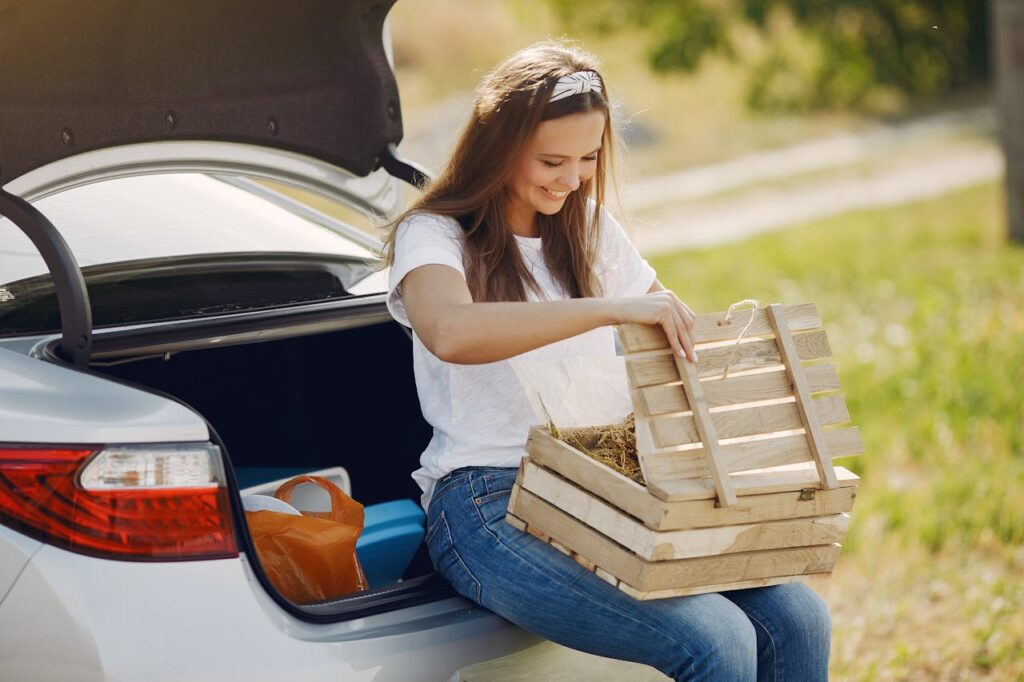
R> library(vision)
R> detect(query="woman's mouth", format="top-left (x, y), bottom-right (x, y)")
top-left (541, 187), bottom-right (570, 201)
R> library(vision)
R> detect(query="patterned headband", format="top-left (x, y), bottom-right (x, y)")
top-left (548, 70), bottom-right (603, 103)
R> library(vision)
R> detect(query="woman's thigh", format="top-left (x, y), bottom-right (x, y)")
top-left (426, 467), bottom-right (759, 680)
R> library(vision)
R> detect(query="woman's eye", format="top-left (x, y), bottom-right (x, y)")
top-left (541, 157), bottom-right (596, 168)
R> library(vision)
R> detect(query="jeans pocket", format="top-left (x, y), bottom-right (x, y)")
top-left (473, 488), bottom-right (514, 527)
top-left (425, 511), bottom-right (482, 604)
top-left (479, 468), bottom-right (519, 496)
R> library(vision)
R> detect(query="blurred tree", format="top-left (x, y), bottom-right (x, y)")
top-left (545, 0), bottom-right (990, 113)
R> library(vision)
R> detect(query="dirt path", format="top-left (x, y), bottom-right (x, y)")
top-left (623, 107), bottom-right (1001, 255)
top-left (630, 139), bottom-right (1001, 255)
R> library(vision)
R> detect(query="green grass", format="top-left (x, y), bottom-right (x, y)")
top-left (651, 183), bottom-right (1024, 679)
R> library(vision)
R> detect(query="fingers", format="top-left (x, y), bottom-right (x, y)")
top-left (641, 290), bottom-right (699, 363)
top-left (661, 316), bottom-right (686, 361)
top-left (671, 304), bottom-right (698, 363)
top-left (667, 291), bottom-right (696, 330)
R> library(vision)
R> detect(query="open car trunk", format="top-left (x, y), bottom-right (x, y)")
top-left (89, 318), bottom-right (448, 620)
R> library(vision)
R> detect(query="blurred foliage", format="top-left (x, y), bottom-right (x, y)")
top-left (545, 0), bottom-right (991, 112)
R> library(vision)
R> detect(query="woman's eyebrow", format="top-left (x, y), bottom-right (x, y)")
top-left (537, 147), bottom-right (601, 159)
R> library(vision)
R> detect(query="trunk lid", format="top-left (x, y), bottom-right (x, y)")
top-left (0, 0), bottom-right (402, 186)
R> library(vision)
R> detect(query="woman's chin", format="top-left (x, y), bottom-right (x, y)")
top-left (535, 198), bottom-right (568, 215)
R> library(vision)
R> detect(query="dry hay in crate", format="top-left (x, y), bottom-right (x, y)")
top-left (559, 414), bottom-right (643, 485)
top-left (507, 302), bottom-right (863, 599)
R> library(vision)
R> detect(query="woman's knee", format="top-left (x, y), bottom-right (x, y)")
top-left (774, 584), bottom-right (832, 647)
top-left (662, 600), bottom-right (758, 680)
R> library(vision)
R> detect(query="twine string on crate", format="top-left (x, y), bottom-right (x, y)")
top-left (716, 299), bottom-right (761, 381)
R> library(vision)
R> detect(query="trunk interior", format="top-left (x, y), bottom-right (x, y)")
top-left (91, 319), bottom-right (444, 616)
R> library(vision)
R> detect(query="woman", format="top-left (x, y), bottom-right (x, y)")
top-left (384, 41), bottom-right (831, 681)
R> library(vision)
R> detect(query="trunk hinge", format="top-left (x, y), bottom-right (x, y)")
top-left (0, 188), bottom-right (92, 367)
top-left (378, 143), bottom-right (431, 189)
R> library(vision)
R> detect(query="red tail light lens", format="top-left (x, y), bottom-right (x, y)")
top-left (0, 443), bottom-right (238, 561)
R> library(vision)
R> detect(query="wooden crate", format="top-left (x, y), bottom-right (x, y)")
top-left (506, 303), bottom-right (861, 599)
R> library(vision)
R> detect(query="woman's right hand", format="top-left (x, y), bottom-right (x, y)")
top-left (613, 291), bottom-right (698, 363)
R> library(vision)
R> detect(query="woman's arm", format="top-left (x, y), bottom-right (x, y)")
top-left (401, 264), bottom-right (697, 364)
top-left (647, 279), bottom-right (667, 294)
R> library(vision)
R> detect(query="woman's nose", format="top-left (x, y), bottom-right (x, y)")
top-left (558, 172), bottom-right (581, 191)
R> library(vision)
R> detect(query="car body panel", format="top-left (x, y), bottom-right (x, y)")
top-left (0, 346), bottom-right (207, 444)
top-left (0, 538), bottom-right (537, 682)
top-left (0, 525), bottom-right (40, 605)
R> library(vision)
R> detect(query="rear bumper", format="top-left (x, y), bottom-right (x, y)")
top-left (0, 537), bottom-right (537, 682)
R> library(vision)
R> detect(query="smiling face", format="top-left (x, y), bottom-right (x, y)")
top-left (505, 109), bottom-right (606, 237)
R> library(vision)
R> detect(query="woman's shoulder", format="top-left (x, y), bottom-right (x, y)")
top-left (397, 210), bottom-right (463, 236)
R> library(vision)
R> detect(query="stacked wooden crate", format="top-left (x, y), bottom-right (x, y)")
top-left (506, 303), bottom-right (862, 599)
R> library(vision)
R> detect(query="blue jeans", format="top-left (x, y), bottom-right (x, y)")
top-left (426, 466), bottom-right (831, 681)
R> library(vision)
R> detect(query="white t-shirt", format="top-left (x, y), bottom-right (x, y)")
top-left (386, 206), bottom-right (657, 510)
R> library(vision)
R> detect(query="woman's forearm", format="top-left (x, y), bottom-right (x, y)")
top-left (429, 298), bottom-right (622, 364)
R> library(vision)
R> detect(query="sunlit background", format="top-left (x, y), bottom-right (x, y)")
top-left (388, 2), bottom-right (1024, 680)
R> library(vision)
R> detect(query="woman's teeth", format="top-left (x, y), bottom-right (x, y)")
top-left (544, 187), bottom-right (569, 198)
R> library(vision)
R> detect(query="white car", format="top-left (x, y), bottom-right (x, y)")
top-left (0, 2), bottom-right (539, 680)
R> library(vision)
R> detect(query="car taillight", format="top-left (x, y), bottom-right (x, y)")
top-left (0, 443), bottom-right (238, 561)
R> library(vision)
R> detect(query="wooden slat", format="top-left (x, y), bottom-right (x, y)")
top-left (595, 566), bottom-right (619, 587)
top-left (573, 552), bottom-right (597, 572)
top-left (510, 487), bottom-right (842, 592)
top-left (505, 513), bottom-right (528, 533)
top-left (767, 304), bottom-right (839, 489)
top-left (640, 485), bottom-right (857, 531)
top-left (644, 427), bottom-right (863, 481)
top-left (628, 382), bottom-right (660, 485)
top-left (525, 426), bottom-right (663, 525)
top-left (511, 486), bottom-right (647, 585)
top-left (525, 427), bottom-right (859, 528)
top-left (649, 393), bottom-right (850, 449)
top-left (526, 524), bottom-right (551, 543)
top-left (617, 574), bottom-right (822, 600)
top-left (519, 463), bottom-right (850, 560)
top-left (672, 354), bottom-right (737, 506)
top-left (640, 543), bottom-right (841, 589)
top-left (618, 303), bottom-right (821, 352)
top-left (648, 461), bottom-right (859, 502)
top-left (625, 330), bottom-right (832, 388)
top-left (549, 539), bottom-right (572, 556)
top-left (639, 363), bottom-right (842, 416)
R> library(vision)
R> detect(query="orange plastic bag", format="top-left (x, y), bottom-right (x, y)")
top-left (245, 475), bottom-right (369, 604)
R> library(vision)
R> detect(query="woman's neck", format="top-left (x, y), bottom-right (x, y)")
top-left (506, 197), bottom-right (539, 238)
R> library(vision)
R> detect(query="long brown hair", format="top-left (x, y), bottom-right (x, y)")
top-left (383, 41), bottom-right (616, 302)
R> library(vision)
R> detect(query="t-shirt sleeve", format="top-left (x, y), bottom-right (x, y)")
top-left (596, 206), bottom-right (657, 298)
top-left (386, 213), bottom-right (466, 327)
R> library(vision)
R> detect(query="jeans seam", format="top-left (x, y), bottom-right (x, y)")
top-left (743, 608), bottom-right (780, 682)
top-left (425, 509), bottom-right (447, 545)
top-left (435, 511), bottom-right (482, 604)
top-left (479, 470), bottom-right (517, 495)
top-left (431, 474), bottom-right (470, 506)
